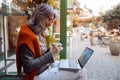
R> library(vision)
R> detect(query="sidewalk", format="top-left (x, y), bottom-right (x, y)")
top-left (68, 37), bottom-right (120, 80)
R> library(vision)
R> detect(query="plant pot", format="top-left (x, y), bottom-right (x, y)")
top-left (109, 42), bottom-right (120, 56)
top-left (89, 36), bottom-right (97, 46)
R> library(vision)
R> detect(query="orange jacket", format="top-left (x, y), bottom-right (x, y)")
top-left (16, 24), bottom-right (42, 80)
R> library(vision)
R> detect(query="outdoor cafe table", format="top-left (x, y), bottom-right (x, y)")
top-left (34, 61), bottom-right (88, 80)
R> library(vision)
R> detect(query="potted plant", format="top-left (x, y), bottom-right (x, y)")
top-left (108, 31), bottom-right (120, 56)
top-left (100, 4), bottom-right (120, 55)
top-left (109, 41), bottom-right (120, 56)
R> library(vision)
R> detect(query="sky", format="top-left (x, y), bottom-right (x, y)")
top-left (78, 0), bottom-right (120, 16)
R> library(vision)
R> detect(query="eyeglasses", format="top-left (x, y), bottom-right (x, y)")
top-left (48, 17), bottom-right (54, 22)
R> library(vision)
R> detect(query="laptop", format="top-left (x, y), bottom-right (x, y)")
top-left (59, 47), bottom-right (94, 70)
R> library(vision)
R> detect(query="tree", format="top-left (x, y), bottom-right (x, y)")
top-left (101, 4), bottom-right (120, 30)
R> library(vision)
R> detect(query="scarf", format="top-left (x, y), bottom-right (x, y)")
top-left (16, 24), bottom-right (43, 80)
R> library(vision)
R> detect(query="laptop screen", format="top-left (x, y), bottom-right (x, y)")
top-left (78, 47), bottom-right (94, 68)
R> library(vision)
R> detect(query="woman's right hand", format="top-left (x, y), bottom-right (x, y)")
top-left (50, 43), bottom-right (63, 54)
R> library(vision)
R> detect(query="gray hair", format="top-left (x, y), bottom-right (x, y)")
top-left (26, 4), bottom-right (58, 35)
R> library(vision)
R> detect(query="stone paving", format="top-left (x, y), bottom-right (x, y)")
top-left (67, 37), bottom-right (120, 80)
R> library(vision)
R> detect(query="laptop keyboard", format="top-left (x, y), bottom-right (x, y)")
top-left (68, 60), bottom-right (78, 68)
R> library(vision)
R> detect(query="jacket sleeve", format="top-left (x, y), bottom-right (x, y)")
top-left (19, 44), bottom-right (54, 74)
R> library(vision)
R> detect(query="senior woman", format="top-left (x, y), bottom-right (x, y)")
top-left (16, 4), bottom-right (87, 80)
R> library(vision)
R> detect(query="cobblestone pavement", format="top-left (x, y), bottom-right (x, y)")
top-left (67, 38), bottom-right (120, 80)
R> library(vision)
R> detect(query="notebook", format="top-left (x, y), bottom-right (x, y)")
top-left (59, 47), bottom-right (94, 70)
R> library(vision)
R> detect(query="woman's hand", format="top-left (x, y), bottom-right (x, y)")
top-left (50, 43), bottom-right (63, 54)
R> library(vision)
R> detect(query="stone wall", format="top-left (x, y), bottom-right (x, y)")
top-left (8, 16), bottom-right (27, 50)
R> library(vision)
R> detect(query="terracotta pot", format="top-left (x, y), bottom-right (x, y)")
top-left (90, 36), bottom-right (97, 46)
top-left (109, 42), bottom-right (120, 56)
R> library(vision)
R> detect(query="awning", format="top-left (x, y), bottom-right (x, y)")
top-left (1, 2), bottom-right (25, 16)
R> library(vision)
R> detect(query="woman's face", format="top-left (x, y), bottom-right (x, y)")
top-left (41, 15), bottom-right (54, 31)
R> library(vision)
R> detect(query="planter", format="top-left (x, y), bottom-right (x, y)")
top-left (109, 42), bottom-right (120, 56)
top-left (89, 36), bottom-right (97, 46)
